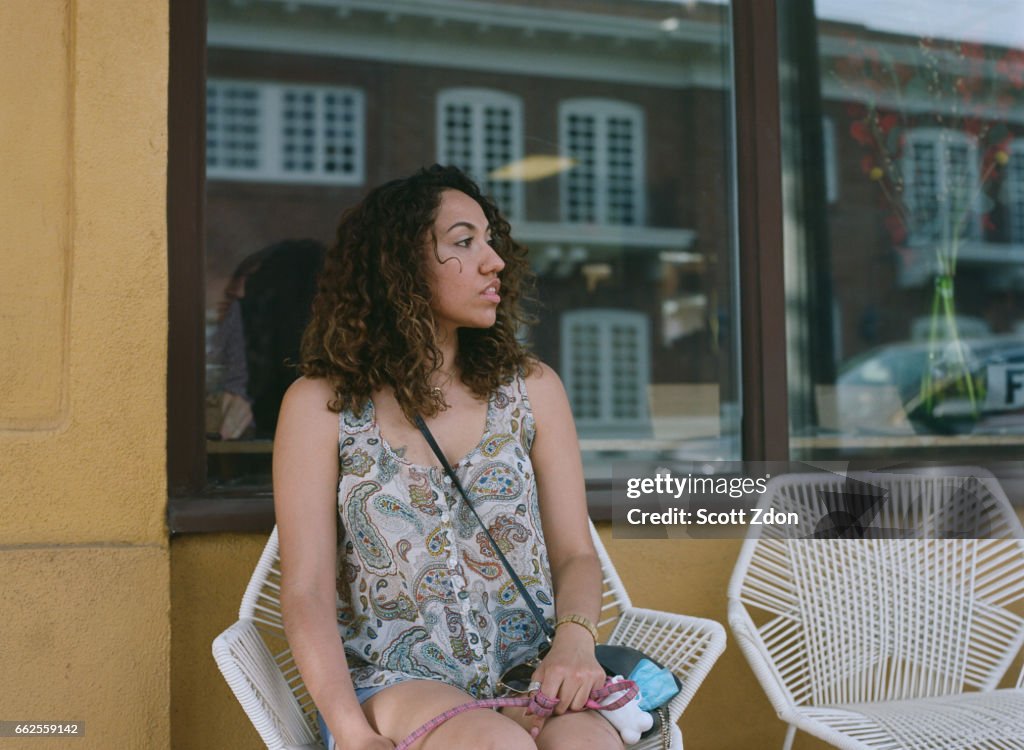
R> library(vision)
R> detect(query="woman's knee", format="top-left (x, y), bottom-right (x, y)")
top-left (479, 723), bottom-right (536, 750)
top-left (362, 680), bottom-right (534, 750)
top-left (425, 713), bottom-right (535, 750)
top-left (535, 712), bottom-right (623, 750)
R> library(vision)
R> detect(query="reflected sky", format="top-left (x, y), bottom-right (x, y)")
top-left (816, 0), bottom-right (1023, 48)
top-left (679, 0), bottom-right (1024, 47)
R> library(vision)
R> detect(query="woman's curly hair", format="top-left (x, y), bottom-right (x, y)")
top-left (300, 164), bottom-right (536, 421)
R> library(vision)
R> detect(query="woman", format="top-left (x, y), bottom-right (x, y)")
top-left (274, 165), bottom-right (622, 750)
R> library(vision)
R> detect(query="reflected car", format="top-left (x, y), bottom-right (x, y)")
top-left (833, 335), bottom-right (1024, 435)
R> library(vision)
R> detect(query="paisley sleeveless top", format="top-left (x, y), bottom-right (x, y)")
top-left (335, 375), bottom-right (555, 698)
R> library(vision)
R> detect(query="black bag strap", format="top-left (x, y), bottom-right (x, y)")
top-left (414, 415), bottom-right (556, 640)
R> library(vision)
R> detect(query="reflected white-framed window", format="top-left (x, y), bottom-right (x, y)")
top-left (207, 79), bottom-right (365, 185)
top-left (559, 99), bottom-right (645, 226)
top-left (903, 128), bottom-right (980, 245)
top-left (437, 88), bottom-right (524, 221)
top-left (561, 309), bottom-right (650, 435)
top-left (1008, 141), bottom-right (1024, 244)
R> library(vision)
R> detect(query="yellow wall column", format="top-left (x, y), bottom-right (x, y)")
top-left (0, 0), bottom-right (170, 746)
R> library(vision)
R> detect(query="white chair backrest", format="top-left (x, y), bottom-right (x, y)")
top-left (240, 525), bottom-right (283, 625)
top-left (728, 470), bottom-right (1024, 707)
top-left (589, 521), bottom-right (632, 628)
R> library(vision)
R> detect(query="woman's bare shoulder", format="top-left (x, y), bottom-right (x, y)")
top-left (279, 376), bottom-right (338, 425)
top-left (522, 360), bottom-right (568, 406)
top-left (285, 375), bottom-right (335, 401)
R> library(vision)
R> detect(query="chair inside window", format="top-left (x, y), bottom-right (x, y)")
top-left (214, 520), bottom-right (726, 749)
top-left (728, 469), bottom-right (1024, 750)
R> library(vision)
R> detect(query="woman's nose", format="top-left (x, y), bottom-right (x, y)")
top-left (482, 243), bottom-right (505, 273)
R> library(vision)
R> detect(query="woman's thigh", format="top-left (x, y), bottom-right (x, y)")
top-left (361, 680), bottom-right (535, 750)
top-left (501, 706), bottom-right (624, 750)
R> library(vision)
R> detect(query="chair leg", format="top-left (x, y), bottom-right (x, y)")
top-left (782, 724), bottom-right (796, 750)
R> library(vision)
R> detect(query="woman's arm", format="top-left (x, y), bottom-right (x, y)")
top-left (274, 378), bottom-right (394, 750)
top-left (524, 363), bottom-right (606, 721)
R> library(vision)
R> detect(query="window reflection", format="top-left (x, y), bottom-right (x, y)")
top-left (206, 239), bottom-right (324, 441)
top-left (560, 99), bottom-right (645, 225)
top-left (783, 0), bottom-right (1024, 455)
top-left (438, 88), bottom-right (524, 220)
top-left (204, 0), bottom-right (739, 485)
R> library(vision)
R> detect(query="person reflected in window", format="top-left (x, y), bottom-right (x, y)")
top-left (208, 239), bottom-right (325, 439)
top-left (274, 166), bottom-right (616, 750)
top-left (208, 247), bottom-right (268, 440)
top-left (241, 238), bottom-right (325, 437)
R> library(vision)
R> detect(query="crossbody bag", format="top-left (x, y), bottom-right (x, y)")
top-left (414, 416), bottom-right (681, 747)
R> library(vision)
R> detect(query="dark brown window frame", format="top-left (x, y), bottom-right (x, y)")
top-left (166, 0), bottom-right (788, 534)
top-left (168, 0), bottom-right (206, 502)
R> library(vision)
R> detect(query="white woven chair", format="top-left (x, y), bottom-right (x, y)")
top-left (214, 520), bottom-right (726, 749)
top-left (728, 469), bottom-right (1024, 750)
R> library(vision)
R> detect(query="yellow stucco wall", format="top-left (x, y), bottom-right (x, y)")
top-left (171, 534), bottom-right (268, 749)
top-left (0, 0), bottom-right (170, 746)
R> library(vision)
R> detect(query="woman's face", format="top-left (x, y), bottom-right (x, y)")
top-left (426, 189), bottom-right (506, 336)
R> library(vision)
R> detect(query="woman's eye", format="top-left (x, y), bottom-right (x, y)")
top-left (485, 237), bottom-right (495, 247)
top-left (456, 237), bottom-right (473, 248)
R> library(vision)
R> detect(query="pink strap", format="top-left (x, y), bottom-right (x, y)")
top-left (393, 678), bottom-right (638, 750)
top-left (395, 696), bottom-right (531, 750)
top-left (582, 678), bottom-right (637, 711)
top-left (528, 690), bottom-right (561, 718)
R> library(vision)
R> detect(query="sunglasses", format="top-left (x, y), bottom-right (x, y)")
top-left (497, 642), bottom-right (551, 695)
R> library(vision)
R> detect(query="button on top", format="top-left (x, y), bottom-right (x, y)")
top-left (447, 557), bottom-right (458, 568)
top-left (443, 476), bottom-right (453, 485)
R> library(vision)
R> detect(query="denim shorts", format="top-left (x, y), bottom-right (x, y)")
top-left (316, 685), bottom-right (390, 750)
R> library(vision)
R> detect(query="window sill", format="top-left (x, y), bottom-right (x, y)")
top-left (169, 481), bottom-right (616, 535)
top-left (168, 492), bottom-right (275, 534)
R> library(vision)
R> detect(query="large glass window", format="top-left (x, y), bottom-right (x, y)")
top-left (200, 0), bottom-right (741, 489)
top-left (780, 0), bottom-right (1024, 458)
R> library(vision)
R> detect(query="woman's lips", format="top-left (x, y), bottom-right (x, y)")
top-left (481, 280), bottom-right (501, 303)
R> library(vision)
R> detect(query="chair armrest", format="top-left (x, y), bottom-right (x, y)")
top-left (727, 601), bottom-right (799, 719)
top-left (213, 619), bottom-right (321, 750)
top-left (606, 606), bottom-right (726, 725)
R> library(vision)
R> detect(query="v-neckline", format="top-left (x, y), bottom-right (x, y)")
top-left (367, 392), bottom-right (496, 471)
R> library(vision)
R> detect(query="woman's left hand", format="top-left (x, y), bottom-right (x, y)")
top-left (525, 625), bottom-right (606, 736)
